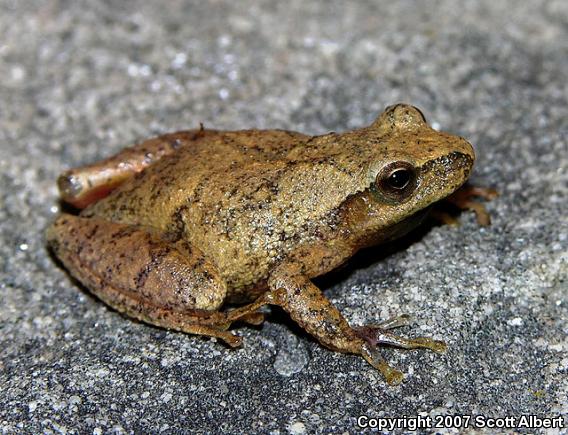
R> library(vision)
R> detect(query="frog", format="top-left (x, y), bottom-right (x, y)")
top-left (47, 104), bottom-right (495, 385)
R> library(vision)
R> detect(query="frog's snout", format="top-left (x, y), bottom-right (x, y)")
top-left (415, 147), bottom-right (474, 206)
top-left (454, 136), bottom-right (476, 165)
top-left (455, 136), bottom-right (476, 182)
top-left (426, 133), bottom-right (475, 183)
top-left (445, 150), bottom-right (474, 181)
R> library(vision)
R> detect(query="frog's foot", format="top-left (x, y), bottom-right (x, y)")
top-left (353, 316), bottom-right (446, 385)
top-left (360, 344), bottom-right (404, 385)
top-left (442, 184), bottom-right (498, 226)
top-left (353, 319), bottom-right (447, 353)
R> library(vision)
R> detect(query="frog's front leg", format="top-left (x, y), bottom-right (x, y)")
top-left (435, 184), bottom-right (498, 226)
top-left (261, 263), bottom-right (446, 385)
top-left (46, 214), bottom-right (261, 346)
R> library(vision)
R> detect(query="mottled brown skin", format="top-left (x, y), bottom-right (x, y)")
top-left (47, 104), bottom-right (482, 384)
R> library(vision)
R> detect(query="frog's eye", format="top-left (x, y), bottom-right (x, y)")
top-left (375, 161), bottom-right (417, 201)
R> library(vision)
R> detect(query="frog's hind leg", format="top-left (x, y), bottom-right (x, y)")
top-left (58, 128), bottom-right (219, 209)
top-left (46, 213), bottom-right (258, 347)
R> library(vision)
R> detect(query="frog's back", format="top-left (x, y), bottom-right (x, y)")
top-left (82, 129), bottom-right (308, 226)
top-left (82, 128), bottom-right (369, 296)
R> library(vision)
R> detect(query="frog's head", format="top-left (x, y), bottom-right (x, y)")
top-left (341, 104), bottom-right (475, 246)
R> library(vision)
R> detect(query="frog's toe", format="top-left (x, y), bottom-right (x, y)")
top-left (354, 324), bottom-right (447, 353)
top-left (360, 344), bottom-right (404, 386)
top-left (462, 201), bottom-right (492, 226)
top-left (216, 331), bottom-right (243, 348)
top-left (237, 311), bottom-right (265, 326)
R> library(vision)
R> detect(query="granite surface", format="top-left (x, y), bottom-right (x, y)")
top-left (1, 0), bottom-right (566, 433)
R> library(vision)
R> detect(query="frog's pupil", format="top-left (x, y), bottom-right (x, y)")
top-left (388, 169), bottom-right (410, 189)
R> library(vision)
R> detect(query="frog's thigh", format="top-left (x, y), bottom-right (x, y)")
top-left (58, 129), bottom-right (219, 209)
top-left (47, 213), bottom-right (245, 346)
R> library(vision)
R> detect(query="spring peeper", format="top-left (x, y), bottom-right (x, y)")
top-left (47, 104), bottom-right (493, 384)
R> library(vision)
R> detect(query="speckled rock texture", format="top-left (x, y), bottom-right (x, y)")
top-left (1, 1), bottom-right (566, 433)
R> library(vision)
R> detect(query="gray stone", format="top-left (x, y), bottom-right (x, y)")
top-left (1, 0), bottom-right (566, 433)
